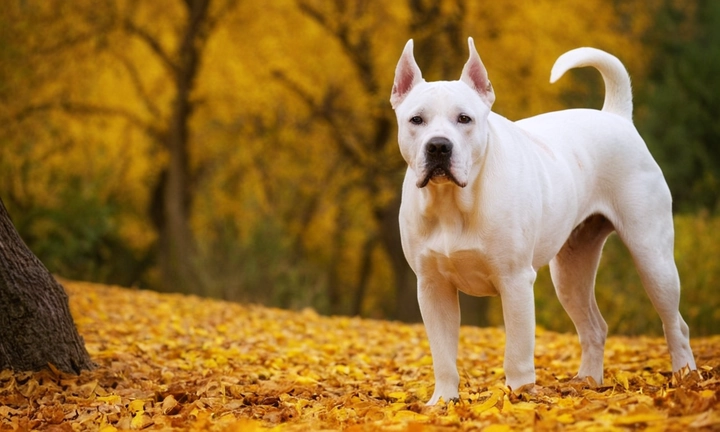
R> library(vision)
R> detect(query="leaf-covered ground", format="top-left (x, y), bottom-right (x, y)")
top-left (1, 281), bottom-right (718, 431)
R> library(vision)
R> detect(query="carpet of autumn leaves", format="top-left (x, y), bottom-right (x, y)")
top-left (1, 281), bottom-right (719, 431)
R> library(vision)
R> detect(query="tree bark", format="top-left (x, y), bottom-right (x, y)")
top-left (0, 198), bottom-right (94, 374)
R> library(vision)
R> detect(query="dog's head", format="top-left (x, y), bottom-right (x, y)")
top-left (390, 38), bottom-right (495, 189)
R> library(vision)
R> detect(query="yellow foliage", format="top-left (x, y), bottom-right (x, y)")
top-left (2, 281), bottom-right (718, 430)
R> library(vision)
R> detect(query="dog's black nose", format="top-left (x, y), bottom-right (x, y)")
top-left (425, 137), bottom-right (453, 159)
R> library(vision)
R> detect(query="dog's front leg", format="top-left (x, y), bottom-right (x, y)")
top-left (498, 271), bottom-right (537, 391)
top-left (418, 276), bottom-right (460, 405)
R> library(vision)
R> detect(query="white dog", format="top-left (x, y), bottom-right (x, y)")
top-left (390, 38), bottom-right (697, 405)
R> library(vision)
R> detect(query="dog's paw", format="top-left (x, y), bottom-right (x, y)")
top-left (425, 395), bottom-right (460, 406)
top-left (567, 375), bottom-right (599, 388)
top-left (510, 383), bottom-right (555, 397)
top-left (511, 382), bottom-right (538, 395)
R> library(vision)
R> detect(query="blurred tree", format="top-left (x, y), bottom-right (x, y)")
top-left (282, 0), bottom-right (479, 322)
top-left (0, 1), bottom-right (155, 288)
top-left (636, 0), bottom-right (720, 213)
top-left (275, 0), bottom-right (414, 319)
top-left (0, 198), bottom-right (94, 374)
top-left (304, 0), bottom-right (426, 321)
top-left (1, 0), bottom-right (239, 293)
top-left (115, 0), bottom-right (243, 293)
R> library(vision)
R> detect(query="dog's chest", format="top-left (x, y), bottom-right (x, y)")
top-left (419, 249), bottom-right (498, 297)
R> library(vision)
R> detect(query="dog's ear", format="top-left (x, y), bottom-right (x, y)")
top-left (391, 39), bottom-right (423, 110)
top-left (460, 37), bottom-right (495, 107)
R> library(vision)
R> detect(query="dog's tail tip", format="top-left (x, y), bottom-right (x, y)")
top-left (549, 47), bottom-right (602, 83)
top-left (550, 47), bottom-right (633, 121)
top-left (549, 58), bottom-right (571, 84)
top-left (549, 47), bottom-right (593, 83)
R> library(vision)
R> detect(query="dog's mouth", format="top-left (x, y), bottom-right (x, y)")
top-left (416, 165), bottom-right (466, 188)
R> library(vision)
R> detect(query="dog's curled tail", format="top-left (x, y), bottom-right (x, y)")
top-left (550, 47), bottom-right (633, 121)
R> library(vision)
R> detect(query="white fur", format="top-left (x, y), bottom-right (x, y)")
top-left (391, 38), bottom-right (696, 405)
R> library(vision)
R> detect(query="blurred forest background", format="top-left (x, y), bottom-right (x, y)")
top-left (1, 0), bottom-right (718, 336)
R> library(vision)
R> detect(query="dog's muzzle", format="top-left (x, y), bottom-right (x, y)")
top-left (417, 137), bottom-right (464, 188)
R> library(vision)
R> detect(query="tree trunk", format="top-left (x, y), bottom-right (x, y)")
top-left (379, 194), bottom-right (422, 322)
top-left (351, 234), bottom-right (378, 316)
top-left (0, 198), bottom-right (94, 374)
top-left (153, 0), bottom-right (211, 294)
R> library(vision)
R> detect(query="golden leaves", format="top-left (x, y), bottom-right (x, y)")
top-left (0, 280), bottom-right (718, 431)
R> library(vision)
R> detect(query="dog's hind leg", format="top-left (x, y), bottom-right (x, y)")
top-left (549, 214), bottom-right (615, 384)
top-left (615, 213), bottom-right (697, 372)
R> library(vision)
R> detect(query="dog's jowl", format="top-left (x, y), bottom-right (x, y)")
top-left (390, 38), bottom-right (697, 405)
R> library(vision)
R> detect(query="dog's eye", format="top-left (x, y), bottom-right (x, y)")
top-left (409, 116), bottom-right (424, 125)
top-left (458, 114), bottom-right (472, 124)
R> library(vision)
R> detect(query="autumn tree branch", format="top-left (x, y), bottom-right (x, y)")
top-left (123, 19), bottom-right (179, 78)
top-left (12, 102), bottom-right (164, 144)
top-left (296, 0), bottom-right (379, 95)
top-left (111, 51), bottom-right (163, 120)
top-left (295, 0), bottom-right (398, 169)
top-left (271, 70), bottom-right (369, 168)
top-left (204, 0), bottom-right (240, 35)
